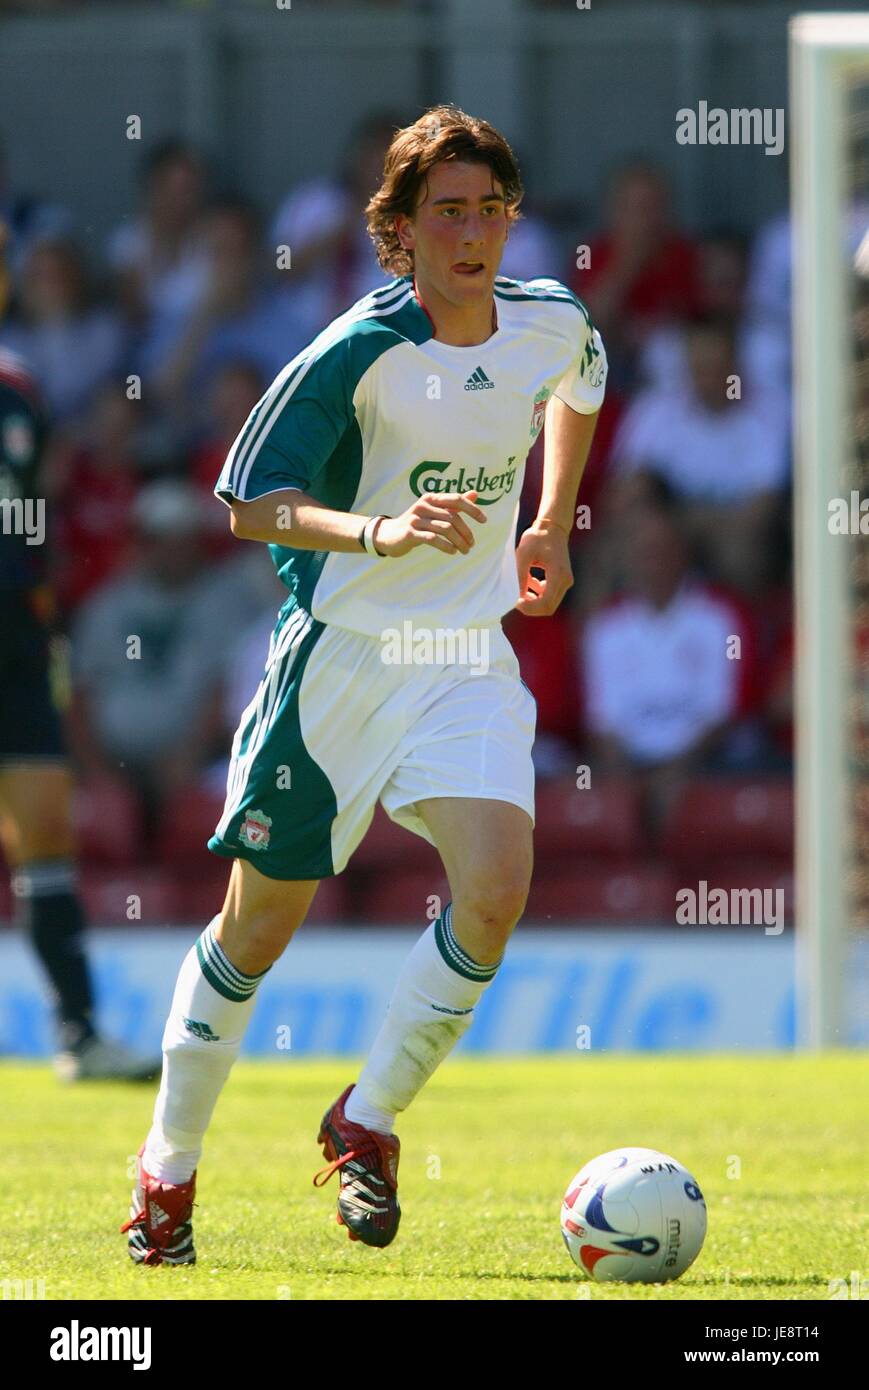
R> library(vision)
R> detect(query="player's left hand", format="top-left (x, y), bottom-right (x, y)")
top-left (514, 518), bottom-right (573, 616)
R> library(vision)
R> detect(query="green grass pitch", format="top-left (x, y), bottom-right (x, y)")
top-left (0, 1054), bottom-right (865, 1301)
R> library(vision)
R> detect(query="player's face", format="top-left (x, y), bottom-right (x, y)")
top-left (398, 160), bottom-right (508, 308)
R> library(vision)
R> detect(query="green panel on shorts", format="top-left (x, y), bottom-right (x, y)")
top-left (207, 611), bottom-right (340, 879)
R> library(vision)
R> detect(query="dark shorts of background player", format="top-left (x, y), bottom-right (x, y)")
top-left (0, 593), bottom-right (66, 763)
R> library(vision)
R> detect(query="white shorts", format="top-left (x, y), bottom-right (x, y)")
top-left (208, 607), bottom-right (536, 879)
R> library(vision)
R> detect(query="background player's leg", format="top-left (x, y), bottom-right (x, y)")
top-left (0, 763), bottom-right (96, 1052)
top-left (344, 797), bottom-right (532, 1133)
top-left (143, 858), bottom-right (319, 1182)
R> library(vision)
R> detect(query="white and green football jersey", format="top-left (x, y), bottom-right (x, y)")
top-left (215, 273), bottom-right (607, 636)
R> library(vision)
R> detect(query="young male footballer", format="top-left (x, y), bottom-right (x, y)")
top-left (123, 105), bottom-right (606, 1264)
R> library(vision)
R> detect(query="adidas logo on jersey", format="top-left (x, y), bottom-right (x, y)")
top-left (464, 366), bottom-right (494, 391)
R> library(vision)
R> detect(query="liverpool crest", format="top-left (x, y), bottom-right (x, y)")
top-left (239, 808), bottom-right (272, 850)
top-left (530, 386), bottom-right (550, 441)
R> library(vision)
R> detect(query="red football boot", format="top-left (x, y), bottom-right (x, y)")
top-left (121, 1145), bottom-right (197, 1266)
top-left (313, 1084), bottom-right (401, 1248)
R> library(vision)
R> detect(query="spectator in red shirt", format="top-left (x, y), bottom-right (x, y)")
top-left (570, 158), bottom-right (702, 385)
top-left (187, 358), bottom-right (266, 558)
top-left (50, 381), bottom-right (142, 614)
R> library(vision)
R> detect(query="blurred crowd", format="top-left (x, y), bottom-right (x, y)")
top-left (0, 117), bottom-right (796, 851)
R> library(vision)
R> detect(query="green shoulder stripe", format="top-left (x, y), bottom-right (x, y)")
top-left (494, 276), bottom-right (594, 331)
top-left (220, 281), bottom-right (431, 501)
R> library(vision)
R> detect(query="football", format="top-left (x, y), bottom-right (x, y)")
top-left (560, 1147), bottom-right (707, 1283)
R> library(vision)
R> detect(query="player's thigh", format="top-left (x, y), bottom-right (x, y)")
top-left (215, 855), bottom-right (320, 973)
top-left (0, 762), bottom-right (75, 863)
top-left (414, 795), bottom-right (534, 924)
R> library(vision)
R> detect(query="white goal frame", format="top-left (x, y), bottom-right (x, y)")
top-left (791, 13), bottom-right (869, 1048)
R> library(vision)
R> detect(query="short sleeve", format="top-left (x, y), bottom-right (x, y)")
top-left (214, 336), bottom-right (356, 505)
top-left (554, 314), bottom-right (608, 415)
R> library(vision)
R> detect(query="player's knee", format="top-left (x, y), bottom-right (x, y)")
top-left (453, 864), bottom-right (531, 933)
top-left (216, 861), bottom-right (318, 973)
top-left (216, 902), bottom-right (298, 974)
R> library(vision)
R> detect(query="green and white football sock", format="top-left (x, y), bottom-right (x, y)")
top-left (345, 902), bottom-right (501, 1135)
top-left (143, 919), bottom-right (268, 1184)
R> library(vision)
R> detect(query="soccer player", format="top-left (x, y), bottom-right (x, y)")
top-left (0, 344), bottom-right (160, 1081)
top-left (122, 105), bottom-right (606, 1264)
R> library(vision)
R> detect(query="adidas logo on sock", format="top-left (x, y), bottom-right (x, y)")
top-left (464, 366), bottom-right (494, 391)
top-left (184, 1018), bottom-right (220, 1042)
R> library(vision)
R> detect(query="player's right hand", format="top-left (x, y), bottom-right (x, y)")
top-left (375, 491), bottom-right (487, 557)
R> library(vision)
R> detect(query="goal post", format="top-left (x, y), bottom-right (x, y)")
top-left (791, 13), bottom-right (869, 1048)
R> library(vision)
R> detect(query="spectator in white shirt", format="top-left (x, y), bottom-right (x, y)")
top-left (638, 230), bottom-right (790, 396)
top-left (0, 237), bottom-right (126, 434)
top-left (579, 497), bottom-right (756, 829)
top-left (149, 198), bottom-right (310, 435)
top-left (612, 316), bottom-right (790, 593)
top-left (270, 111), bottom-right (403, 333)
top-left (106, 140), bottom-right (211, 371)
top-left (747, 198), bottom-right (869, 335)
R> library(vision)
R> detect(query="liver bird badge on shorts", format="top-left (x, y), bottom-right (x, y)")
top-left (239, 809), bottom-right (272, 850)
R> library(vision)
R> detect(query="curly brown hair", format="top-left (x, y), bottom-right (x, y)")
top-left (365, 105), bottom-right (524, 277)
